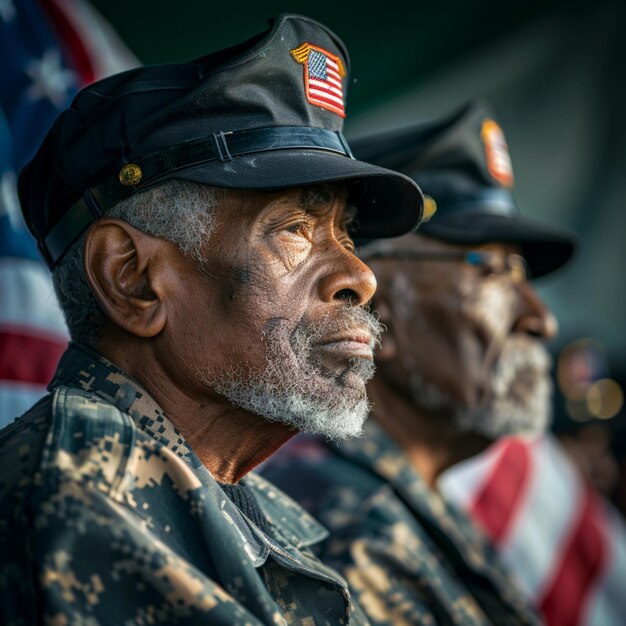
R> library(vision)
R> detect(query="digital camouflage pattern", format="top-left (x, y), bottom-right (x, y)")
top-left (262, 420), bottom-right (543, 626)
top-left (0, 343), bottom-right (369, 626)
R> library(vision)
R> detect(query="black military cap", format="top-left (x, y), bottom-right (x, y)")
top-left (18, 13), bottom-right (423, 269)
top-left (351, 99), bottom-right (576, 277)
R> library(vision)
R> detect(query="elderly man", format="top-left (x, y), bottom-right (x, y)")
top-left (262, 99), bottom-right (575, 625)
top-left (0, 13), bottom-right (423, 625)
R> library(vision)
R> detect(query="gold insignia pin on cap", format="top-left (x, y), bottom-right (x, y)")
top-left (422, 195), bottom-right (437, 222)
top-left (118, 163), bottom-right (142, 186)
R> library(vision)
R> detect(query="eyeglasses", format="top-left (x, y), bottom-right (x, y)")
top-left (365, 249), bottom-right (529, 283)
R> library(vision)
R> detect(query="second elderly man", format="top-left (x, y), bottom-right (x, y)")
top-left (263, 100), bottom-right (575, 626)
top-left (0, 14), bottom-right (424, 625)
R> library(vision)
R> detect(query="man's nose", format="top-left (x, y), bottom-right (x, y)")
top-left (512, 280), bottom-right (558, 340)
top-left (317, 242), bottom-right (377, 306)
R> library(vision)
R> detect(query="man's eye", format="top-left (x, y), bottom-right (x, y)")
top-left (339, 235), bottom-right (356, 253)
top-left (467, 251), bottom-right (499, 276)
top-left (284, 219), bottom-right (313, 238)
top-left (477, 262), bottom-right (497, 276)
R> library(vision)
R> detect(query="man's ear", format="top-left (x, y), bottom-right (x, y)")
top-left (84, 218), bottom-right (167, 338)
top-left (372, 293), bottom-right (397, 362)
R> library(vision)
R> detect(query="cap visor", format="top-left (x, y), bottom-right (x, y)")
top-left (170, 149), bottom-right (424, 239)
top-left (420, 213), bottom-right (576, 277)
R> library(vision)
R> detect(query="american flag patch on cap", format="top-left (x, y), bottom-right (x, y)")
top-left (481, 119), bottom-right (514, 188)
top-left (291, 43), bottom-right (346, 117)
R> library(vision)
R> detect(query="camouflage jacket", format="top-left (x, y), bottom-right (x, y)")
top-left (0, 343), bottom-right (368, 626)
top-left (261, 420), bottom-right (543, 626)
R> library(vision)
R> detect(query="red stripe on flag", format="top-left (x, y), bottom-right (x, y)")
top-left (309, 88), bottom-right (344, 105)
top-left (38, 0), bottom-right (95, 85)
top-left (0, 328), bottom-right (66, 386)
top-left (309, 79), bottom-right (342, 97)
top-left (469, 438), bottom-right (532, 545)
top-left (538, 486), bottom-right (607, 626)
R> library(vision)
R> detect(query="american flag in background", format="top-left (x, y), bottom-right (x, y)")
top-left (291, 42), bottom-right (346, 117)
top-left (0, 0), bottom-right (137, 428)
top-left (439, 433), bottom-right (626, 626)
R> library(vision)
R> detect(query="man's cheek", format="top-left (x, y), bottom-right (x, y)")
top-left (222, 260), bottom-right (283, 310)
top-left (390, 272), bottom-right (417, 322)
top-left (267, 236), bottom-right (312, 274)
top-left (462, 282), bottom-right (514, 342)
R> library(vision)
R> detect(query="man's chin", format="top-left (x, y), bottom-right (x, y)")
top-left (454, 368), bottom-right (552, 439)
top-left (339, 370), bottom-right (369, 393)
top-left (257, 389), bottom-right (370, 440)
top-left (456, 338), bottom-right (553, 439)
top-left (200, 368), bottom-right (371, 441)
top-left (310, 350), bottom-right (376, 388)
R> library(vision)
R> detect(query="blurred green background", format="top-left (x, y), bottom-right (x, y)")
top-left (87, 0), bottom-right (579, 113)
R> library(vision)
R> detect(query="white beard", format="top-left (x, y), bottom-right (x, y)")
top-left (455, 335), bottom-right (553, 439)
top-left (195, 307), bottom-right (382, 439)
top-left (407, 335), bottom-right (553, 439)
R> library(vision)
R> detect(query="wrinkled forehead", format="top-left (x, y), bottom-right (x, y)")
top-left (219, 181), bottom-right (353, 223)
top-left (291, 181), bottom-right (351, 214)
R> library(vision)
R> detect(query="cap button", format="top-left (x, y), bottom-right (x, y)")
top-left (422, 195), bottom-right (437, 222)
top-left (119, 163), bottom-right (142, 186)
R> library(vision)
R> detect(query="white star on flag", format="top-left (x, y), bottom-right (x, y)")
top-left (26, 48), bottom-right (76, 108)
top-left (0, 171), bottom-right (21, 229)
top-left (0, 0), bottom-right (138, 427)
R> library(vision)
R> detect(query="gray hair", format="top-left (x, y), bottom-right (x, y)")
top-left (52, 180), bottom-right (221, 344)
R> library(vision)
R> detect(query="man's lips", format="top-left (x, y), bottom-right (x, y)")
top-left (315, 330), bottom-right (375, 359)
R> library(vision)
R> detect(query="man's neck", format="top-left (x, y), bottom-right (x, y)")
top-left (95, 339), bottom-right (296, 484)
top-left (367, 377), bottom-right (491, 487)
top-left (174, 403), bottom-right (296, 484)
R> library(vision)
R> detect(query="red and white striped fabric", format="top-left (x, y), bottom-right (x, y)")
top-left (0, 0), bottom-right (137, 429)
top-left (0, 260), bottom-right (67, 422)
top-left (439, 433), bottom-right (626, 626)
top-left (40, 0), bottom-right (137, 82)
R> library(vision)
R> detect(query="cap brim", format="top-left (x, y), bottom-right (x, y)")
top-left (420, 213), bottom-right (577, 277)
top-left (170, 149), bottom-right (424, 239)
